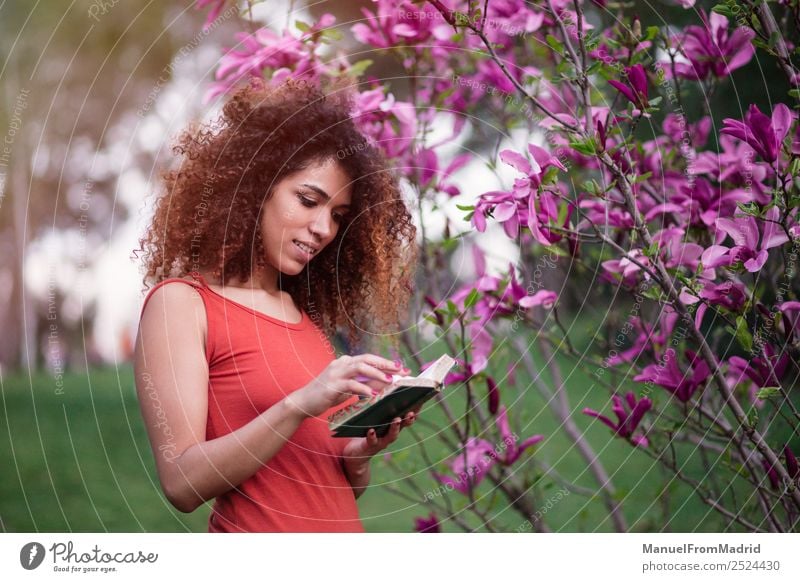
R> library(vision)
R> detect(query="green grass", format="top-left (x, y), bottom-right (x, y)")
top-left (0, 330), bottom-right (742, 532)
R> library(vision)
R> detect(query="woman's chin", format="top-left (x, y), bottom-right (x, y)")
top-left (277, 260), bottom-right (308, 276)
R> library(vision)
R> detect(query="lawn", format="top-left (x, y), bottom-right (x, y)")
top-left (0, 324), bottom-right (735, 533)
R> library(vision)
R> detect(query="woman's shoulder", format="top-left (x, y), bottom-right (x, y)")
top-left (140, 276), bottom-right (206, 321)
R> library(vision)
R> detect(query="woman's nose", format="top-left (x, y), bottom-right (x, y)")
top-left (310, 209), bottom-right (334, 239)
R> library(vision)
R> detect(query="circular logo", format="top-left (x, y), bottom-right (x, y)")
top-left (20, 542), bottom-right (46, 570)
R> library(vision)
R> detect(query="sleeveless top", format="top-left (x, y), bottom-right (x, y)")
top-left (139, 272), bottom-right (365, 532)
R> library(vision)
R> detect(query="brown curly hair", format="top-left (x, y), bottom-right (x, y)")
top-left (137, 78), bottom-right (418, 350)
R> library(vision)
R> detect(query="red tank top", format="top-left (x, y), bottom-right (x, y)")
top-left (140, 273), bottom-right (365, 532)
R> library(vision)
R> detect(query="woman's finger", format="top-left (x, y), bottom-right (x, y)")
top-left (355, 362), bottom-right (395, 385)
top-left (400, 411), bottom-right (416, 428)
top-left (358, 354), bottom-right (410, 374)
top-left (344, 379), bottom-right (378, 399)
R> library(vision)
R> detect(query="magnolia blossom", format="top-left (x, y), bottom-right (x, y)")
top-left (671, 12), bottom-right (755, 80)
top-left (601, 249), bottom-right (652, 287)
top-left (413, 512), bottom-right (441, 533)
top-left (583, 392), bottom-right (652, 447)
top-left (473, 144), bottom-right (569, 244)
top-left (778, 301), bottom-right (800, 344)
top-left (351, 88), bottom-right (417, 160)
top-left (444, 247), bottom-right (558, 373)
top-left (205, 15), bottom-right (336, 101)
top-left (762, 445), bottom-right (799, 490)
top-left (728, 344), bottom-right (791, 391)
top-left (352, 0), bottom-right (451, 49)
top-left (609, 64), bottom-right (649, 115)
top-left (433, 437), bottom-right (499, 494)
top-left (704, 206), bottom-right (790, 272)
top-left (493, 406), bottom-right (545, 465)
top-left (196, 0), bottom-right (227, 31)
top-left (634, 349), bottom-right (710, 402)
top-left (721, 103), bottom-right (795, 164)
top-left (434, 407), bottom-right (544, 494)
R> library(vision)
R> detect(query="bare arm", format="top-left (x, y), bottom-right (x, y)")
top-left (134, 283), bottom-right (307, 513)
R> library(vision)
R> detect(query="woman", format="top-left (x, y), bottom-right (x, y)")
top-left (134, 79), bottom-right (419, 532)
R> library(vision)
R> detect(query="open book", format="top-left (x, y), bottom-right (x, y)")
top-left (328, 354), bottom-right (457, 438)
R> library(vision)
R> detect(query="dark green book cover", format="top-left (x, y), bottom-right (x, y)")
top-left (329, 354), bottom-right (456, 438)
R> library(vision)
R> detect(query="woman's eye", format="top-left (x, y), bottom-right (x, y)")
top-left (298, 195), bottom-right (316, 207)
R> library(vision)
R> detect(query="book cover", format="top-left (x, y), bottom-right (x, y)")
top-left (328, 354), bottom-right (457, 438)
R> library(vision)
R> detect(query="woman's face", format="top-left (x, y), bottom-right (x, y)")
top-left (259, 157), bottom-right (353, 276)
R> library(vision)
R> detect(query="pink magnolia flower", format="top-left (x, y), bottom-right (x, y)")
top-left (415, 148), bottom-right (471, 196)
top-left (721, 103), bottom-right (794, 164)
top-left (671, 12), bottom-right (755, 80)
top-left (762, 445), bottom-right (799, 490)
top-left (445, 250), bottom-right (559, 374)
top-left (413, 512), bottom-right (441, 533)
top-left (601, 249), bottom-right (652, 287)
top-left (351, 88), bottom-right (417, 160)
top-left (351, 0), bottom-right (450, 49)
top-left (778, 301), bottom-right (800, 344)
top-left (728, 344), bottom-right (791, 391)
top-left (583, 392), bottom-right (652, 447)
top-left (705, 206), bottom-right (790, 272)
top-left (634, 349), bottom-right (710, 402)
top-left (486, 376), bottom-right (500, 415)
top-left (609, 64), bottom-right (650, 114)
top-left (494, 406), bottom-right (544, 465)
top-left (205, 15), bottom-right (337, 101)
top-left (434, 437), bottom-right (498, 494)
top-left (196, 0), bottom-right (227, 31)
top-left (473, 144), bottom-right (569, 244)
top-left (434, 408), bottom-right (544, 495)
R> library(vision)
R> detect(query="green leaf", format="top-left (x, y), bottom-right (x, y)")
top-left (323, 28), bottom-right (343, 41)
top-left (645, 26), bottom-right (660, 41)
top-left (456, 203), bottom-right (475, 211)
top-left (295, 20), bottom-right (311, 32)
top-left (790, 157), bottom-right (800, 177)
top-left (711, 4), bottom-right (735, 18)
top-left (446, 299), bottom-right (458, 317)
top-left (348, 59), bottom-right (373, 77)
top-left (546, 34), bottom-right (565, 56)
top-left (464, 289), bottom-right (481, 309)
top-left (423, 314), bottom-right (440, 326)
top-left (733, 316), bottom-right (753, 352)
top-left (746, 407), bottom-right (759, 429)
top-left (569, 137), bottom-right (597, 156)
top-left (756, 387), bottom-right (781, 400)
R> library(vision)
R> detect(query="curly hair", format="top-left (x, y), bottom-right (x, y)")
top-left (137, 78), bottom-right (418, 350)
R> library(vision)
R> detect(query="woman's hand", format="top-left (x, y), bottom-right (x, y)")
top-left (341, 408), bottom-right (420, 462)
top-left (285, 354), bottom-right (411, 419)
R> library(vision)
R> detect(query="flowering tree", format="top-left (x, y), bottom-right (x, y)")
top-left (194, 0), bottom-right (800, 532)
